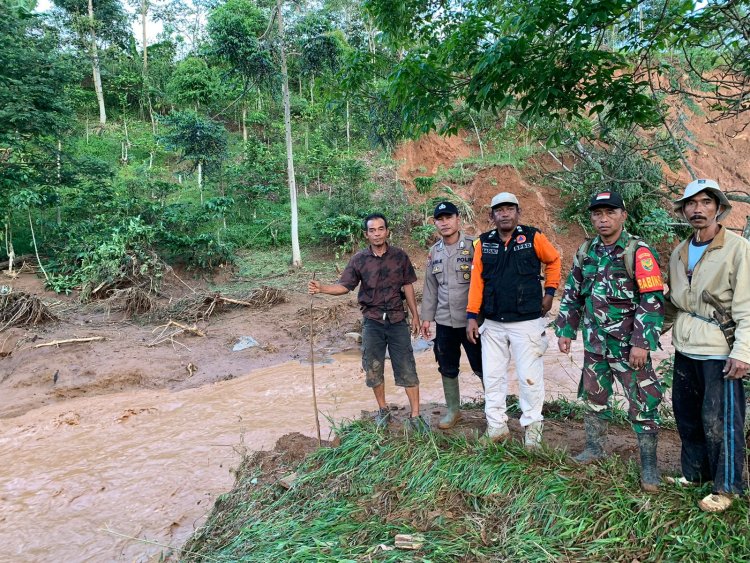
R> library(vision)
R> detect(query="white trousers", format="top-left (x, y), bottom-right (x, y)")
top-left (480, 317), bottom-right (547, 428)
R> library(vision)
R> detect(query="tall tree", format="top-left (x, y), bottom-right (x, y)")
top-left (54, 0), bottom-right (130, 127)
top-left (0, 0), bottom-right (76, 262)
top-left (359, 0), bottom-right (700, 135)
top-left (160, 110), bottom-right (228, 204)
top-left (276, 0), bottom-right (301, 267)
top-left (206, 0), bottom-right (276, 139)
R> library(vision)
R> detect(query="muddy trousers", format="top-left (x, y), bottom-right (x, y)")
top-left (361, 318), bottom-right (419, 388)
top-left (672, 352), bottom-right (746, 495)
top-left (480, 318), bottom-right (546, 428)
top-left (434, 323), bottom-right (483, 379)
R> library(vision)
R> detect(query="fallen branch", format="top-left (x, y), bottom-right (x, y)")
top-left (34, 336), bottom-right (106, 348)
top-left (0, 254), bottom-right (33, 271)
top-left (165, 320), bottom-right (205, 337)
top-left (217, 296), bottom-right (256, 307)
top-left (148, 320), bottom-right (205, 347)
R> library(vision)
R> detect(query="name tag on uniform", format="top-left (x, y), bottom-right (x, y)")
top-left (482, 242), bottom-right (499, 254)
top-left (513, 243), bottom-right (532, 251)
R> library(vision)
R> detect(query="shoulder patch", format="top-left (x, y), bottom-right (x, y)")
top-left (634, 246), bottom-right (663, 293)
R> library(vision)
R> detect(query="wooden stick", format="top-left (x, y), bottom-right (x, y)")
top-left (217, 296), bottom-right (255, 307)
top-left (166, 320), bottom-right (205, 337)
top-left (310, 272), bottom-right (322, 446)
top-left (34, 336), bottom-right (105, 348)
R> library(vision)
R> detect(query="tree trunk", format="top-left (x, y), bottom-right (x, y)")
top-left (88, 0), bottom-right (106, 126)
top-left (346, 100), bottom-right (352, 152)
top-left (56, 139), bottom-right (62, 226)
top-left (28, 208), bottom-right (49, 281)
top-left (5, 221), bottom-right (15, 274)
top-left (197, 161), bottom-right (203, 205)
top-left (141, 0), bottom-right (148, 74)
top-left (469, 111), bottom-right (484, 159)
top-left (242, 103), bottom-right (248, 143)
top-left (277, 0), bottom-right (301, 267)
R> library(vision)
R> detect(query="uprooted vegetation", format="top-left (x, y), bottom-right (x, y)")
top-left (155, 287), bottom-right (287, 323)
top-left (0, 291), bottom-right (57, 331)
top-left (183, 413), bottom-right (750, 562)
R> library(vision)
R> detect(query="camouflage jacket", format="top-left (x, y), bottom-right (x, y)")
top-left (555, 230), bottom-right (665, 352)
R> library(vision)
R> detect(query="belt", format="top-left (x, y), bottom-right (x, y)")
top-left (688, 311), bottom-right (719, 326)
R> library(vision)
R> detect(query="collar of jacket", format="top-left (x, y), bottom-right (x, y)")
top-left (488, 225), bottom-right (527, 241)
top-left (591, 229), bottom-right (630, 250)
top-left (366, 242), bottom-right (390, 256)
top-left (436, 232), bottom-right (466, 251)
top-left (678, 224), bottom-right (726, 266)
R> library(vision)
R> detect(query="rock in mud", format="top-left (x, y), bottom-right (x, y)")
top-left (233, 336), bottom-right (259, 351)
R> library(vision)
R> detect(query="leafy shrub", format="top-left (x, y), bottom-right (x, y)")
top-left (318, 214), bottom-right (362, 253)
top-left (555, 129), bottom-right (676, 243)
top-left (412, 224), bottom-right (437, 248)
top-left (414, 176), bottom-right (436, 194)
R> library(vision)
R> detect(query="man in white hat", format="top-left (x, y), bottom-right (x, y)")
top-left (666, 178), bottom-right (750, 512)
top-left (466, 192), bottom-right (561, 448)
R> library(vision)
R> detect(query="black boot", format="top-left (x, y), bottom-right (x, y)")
top-left (638, 433), bottom-right (660, 493)
top-left (573, 414), bottom-right (607, 464)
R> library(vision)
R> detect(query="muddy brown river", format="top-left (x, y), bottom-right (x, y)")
top-left (0, 341), bottom-right (595, 562)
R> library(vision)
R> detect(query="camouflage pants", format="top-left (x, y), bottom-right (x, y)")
top-left (578, 335), bottom-right (662, 434)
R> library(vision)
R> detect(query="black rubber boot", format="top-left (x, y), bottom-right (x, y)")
top-left (573, 414), bottom-right (607, 464)
top-left (438, 376), bottom-right (462, 429)
top-left (638, 433), bottom-right (660, 493)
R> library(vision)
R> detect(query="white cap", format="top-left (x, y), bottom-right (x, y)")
top-left (673, 179), bottom-right (732, 221)
top-left (490, 192), bottom-right (519, 208)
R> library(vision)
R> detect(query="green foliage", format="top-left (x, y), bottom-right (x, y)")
top-left (207, 0), bottom-right (276, 86)
top-left (413, 176), bottom-right (435, 194)
top-left (411, 223), bottom-right (436, 248)
top-left (184, 419), bottom-right (750, 562)
top-left (318, 214), bottom-right (361, 253)
top-left (166, 57), bottom-right (220, 109)
top-left (556, 128), bottom-right (677, 243)
top-left (46, 216), bottom-right (164, 299)
top-left (53, 0), bottom-right (131, 48)
top-left (325, 157), bottom-right (373, 218)
top-left (0, 1), bottom-right (76, 139)
top-left (159, 110), bottom-right (228, 173)
top-left (360, 0), bottom-right (687, 134)
top-left (638, 207), bottom-right (684, 245)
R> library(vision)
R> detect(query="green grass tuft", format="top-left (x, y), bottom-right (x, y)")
top-left (183, 420), bottom-right (750, 562)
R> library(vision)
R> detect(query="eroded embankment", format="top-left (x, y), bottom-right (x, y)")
top-left (180, 409), bottom-right (746, 563)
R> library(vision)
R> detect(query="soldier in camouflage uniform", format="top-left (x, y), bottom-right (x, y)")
top-left (555, 191), bottom-right (665, 492)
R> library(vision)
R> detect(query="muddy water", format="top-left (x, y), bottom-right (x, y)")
top-left (0, 342), bottom-right (590, 562)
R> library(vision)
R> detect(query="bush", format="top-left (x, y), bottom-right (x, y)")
top-left (411, 223), bottom-right (437, 248)
top-left (318, 214), bottom-right (362, 253)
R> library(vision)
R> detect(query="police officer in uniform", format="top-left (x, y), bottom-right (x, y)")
top-left (421, 201), bottom-right (482, 429)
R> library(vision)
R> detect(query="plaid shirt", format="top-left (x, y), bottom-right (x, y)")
top-left (339, 244), bottom-right (417, 323)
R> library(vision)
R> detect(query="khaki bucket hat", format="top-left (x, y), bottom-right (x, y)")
top-left (673, 179), bottom-right (732, 221)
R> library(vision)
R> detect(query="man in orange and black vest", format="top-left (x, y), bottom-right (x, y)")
top-left (466, 192), bottom-right (561, 448)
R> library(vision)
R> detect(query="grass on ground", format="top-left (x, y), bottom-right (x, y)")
top-left (182, 403), bottom-right (750, 562)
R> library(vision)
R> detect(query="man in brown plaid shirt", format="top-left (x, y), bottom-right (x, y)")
top-left (309, 213), bottom-right (428, 432)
